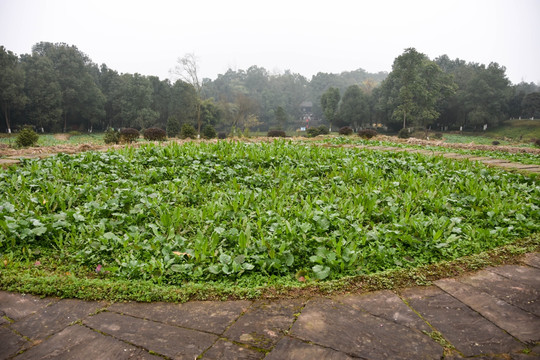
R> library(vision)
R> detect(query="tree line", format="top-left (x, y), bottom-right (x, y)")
top-left (1, 42), bottom-right (539, 135)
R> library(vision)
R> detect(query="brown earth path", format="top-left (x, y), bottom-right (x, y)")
top-left (1, 252), bottom-right (539, 359)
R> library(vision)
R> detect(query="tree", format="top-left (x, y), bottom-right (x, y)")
top-left (320, 87), bottom-right (340, 131)
top-left (231, 93), bottom-right (259, 132)
top-left (0, 46), bottom-right (27, 133)
top-left (521, 92), bottom-right (540, 118)
top-left (171, 53), bottom-right (203, 137)
top-left (200, 99), bottom-right (221, 128)
top-left (111, 73), bottom-right (158, 129)
top-left (148, 76), bottom-right (171, 128)
top-left (274, 106), bottom-right (288, 130)
top-left (169, 80), bottom-right (198, 127)
top-left (339, 85), bottom-right (369, 130)
top-left (464, 63), bottom-right (510, 129)
top-left (22, 54), bottom-right (62, 132)
top-left (435, 55), bottom-right (512, 130)
top-left (32, 42), bottom-right (104, 132)
top-left (380, 48), bottom-right (456, 131)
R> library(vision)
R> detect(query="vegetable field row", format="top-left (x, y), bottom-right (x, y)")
top-left (1, 140), bottom-right (538, 285)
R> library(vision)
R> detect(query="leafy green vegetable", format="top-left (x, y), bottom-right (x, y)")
top-left (0, 140), bottom-right (538, 285)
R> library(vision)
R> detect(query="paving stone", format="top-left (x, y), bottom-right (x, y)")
top-left (265, 336), bottom-right (354, 360)
top-left (200, 339), bottom-right (264, 360)
top-left (336, 289), bottom-right (431, 333)
top-left (290, 297), bottom-right (442, 360)
top-left (436, 278), bottom-right (540, 343)
top-left (223, 298), bottom-right (305, 350)
top-left (13, 324), bottom-right (161, 360)
top-left (457, 269), bottom-right (540, 316)
top-left (10, 298), bottom-right (102, 340)
top-left (401, 286), bottom-right (523, 357)
top-left (0, 291), bottom-right (55, 321)
top-left (0, 327), bottom-right (28, 360)
top-left (0, 312), bottom-right (7, 325)
top-left (489, 265), bottom-right (540, 288)
top-left (83, 311), bottom-right (217, 359)
top-left (109, 299), bottom-right (250, 334)
top-left (521, 253), bottom-right (540, 269)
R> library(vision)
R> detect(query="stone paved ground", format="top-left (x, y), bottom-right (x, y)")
top-left (1, 252), bottom-right (539, 359)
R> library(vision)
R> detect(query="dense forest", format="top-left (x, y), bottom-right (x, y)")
top-left (1, 42), bottom-right (539, 135)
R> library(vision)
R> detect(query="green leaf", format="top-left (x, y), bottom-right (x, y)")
top-left (73, 213), bottom-right (85, 222)
top-left (234, 255), bottom-right (245, 264)
top-left (219, 254), bottom-right (231, 265)
top-left (283, 251), bottom-right (294, 267)
top-left (214, 227), bottom-right (226, 235)
top-left (170, 264), bottom-right (183, 273)
top-left (103, 232), bottom-right (117, 240)
top-left (208, 264), bottom-right (221, 274)
top-left (312, 265), bottom-right (331, 280)
top-left (32, 227), bottom-right (47, 236)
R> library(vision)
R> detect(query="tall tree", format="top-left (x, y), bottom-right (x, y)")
top-left (339, 85), bottom-right (369, 129)
top-left (464, 63), bottom-right (510, 129)
top-left (521, 92), bottom-right (540, 118)
top-left (320, 87), bottom-right (340, 131)
top-left (172, 53), bottom-right (203, 136)
top-left (111, 73), bottom-right (158, 129)
top-left (380, 48), bottom-right (456, 130)
top-left (0, 46), bottom-right (27, 133)
top-left (169, 80), bottom-right (198, 127)
top-left (274, 106), bottom-right (288, 130)
top-left (21, 53), bottom-right (62, 132)
top-left (32, 42), bottom-right (104, 132)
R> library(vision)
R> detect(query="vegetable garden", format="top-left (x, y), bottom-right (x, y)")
top-left (0, 140), bottom-right (538, 297)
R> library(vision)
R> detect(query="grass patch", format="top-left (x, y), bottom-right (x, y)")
top-left (486, 119), bottom-right (540, 142)
top-left (442, 134), bottom-right (516, 146)
top-left (1, 140), bottom-right (538, 300)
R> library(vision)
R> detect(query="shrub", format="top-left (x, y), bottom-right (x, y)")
top-left (166, 116), bottom-right (181, 137)
top-left (119, 128), bottom-right (140, 143)
top-left (16, 126), bottom-right (39, 147)
top-left (104, 128), bottom-right (120, 144)
top-left (143, 127), bottom-right (167, 141)
top-left (338, 126), bottom-right (353, 135)
top-left (433, 132), bottom-right (443, 139)
top-left (179, 123), bottom-right (197, 139)
top-left (218, 132), bottom-right (227, 139)
top-left (317, 125), bottom-right (329, 135)
top-left (69, 130), bottom-right (82, 136)
top-left (306, 127), bottom-right (320, 137)
top-left (267, 130), bottom-right (287, 137)
top-left (397, 128), bottom-right (410, 139)
top-left (306, 126), bottom-right (330, 138)
top-left (202, 125), bottom-right (217, 139)
top-left (534, 139), bottom-right (540, 148)
top-left (491, 140), bottom-right (500, 146)
top-left (358, 129), bottom-right (378, 139)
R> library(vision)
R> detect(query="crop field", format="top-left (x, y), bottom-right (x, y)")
top-left (1, 140), bottom-right (538, 295)
top-left (319, 136), bottom-right (540, 165)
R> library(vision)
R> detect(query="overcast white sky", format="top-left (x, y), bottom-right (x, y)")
top-left (1, 0), bottom-right (539, 84)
